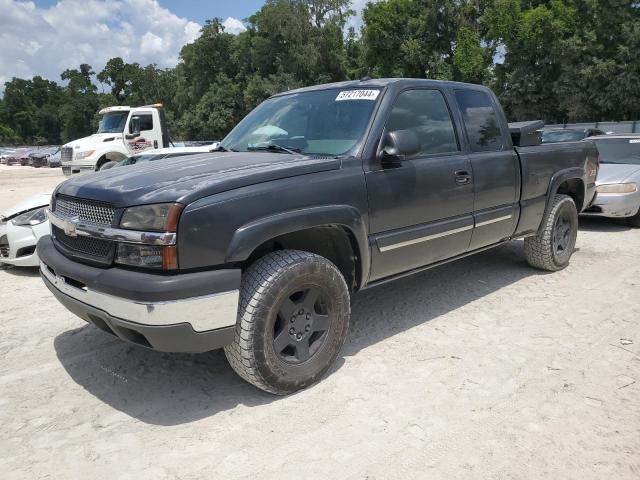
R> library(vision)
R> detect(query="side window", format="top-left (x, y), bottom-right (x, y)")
top-left (130, 114), bottom-right (153, 132)
top-left (454, 90), bottom-right (503, 152)
top-left (386, 89), bottom-right (459, 156)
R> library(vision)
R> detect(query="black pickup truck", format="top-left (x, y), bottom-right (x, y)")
top-left (38, 79), bottom-right (598, 394)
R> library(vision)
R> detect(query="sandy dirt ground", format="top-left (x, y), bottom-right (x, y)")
top-left (1, 165), bottom-right (639, 480)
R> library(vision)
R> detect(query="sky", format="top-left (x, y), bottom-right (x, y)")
top-left (0, 0), bottom-right (371, 92)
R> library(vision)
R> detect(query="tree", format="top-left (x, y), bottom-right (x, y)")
top-left (3, 0), bottom-right (640, 144)
top-left (60, 64), bottom-right (100, 141)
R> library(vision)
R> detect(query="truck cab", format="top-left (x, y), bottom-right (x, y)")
top-left (60, 104), bottom-right (170, 176)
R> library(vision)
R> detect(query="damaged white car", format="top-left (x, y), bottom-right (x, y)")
top-left (0, 192), bottom-right (51, 267)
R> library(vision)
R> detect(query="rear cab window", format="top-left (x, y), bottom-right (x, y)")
top-left (454, 89), bottom-right (504, 152)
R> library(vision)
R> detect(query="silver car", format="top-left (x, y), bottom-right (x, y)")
top-left (583, 135), bottom-right (640, 226)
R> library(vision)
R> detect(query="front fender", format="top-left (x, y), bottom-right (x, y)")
top-left (225, 205), bottom-right (370, 285)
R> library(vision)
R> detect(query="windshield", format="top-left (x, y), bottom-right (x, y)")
top-left (593, 138), bottom-right (640, 165)
top-left (542, 130), bottom-right (585, 143)
top-left (221, 88), bottom-right (381, 156)
top-left (97, 111), bottom-right (129, 134)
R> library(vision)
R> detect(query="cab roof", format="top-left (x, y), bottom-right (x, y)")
top-left (271, 78), bottom-right (491, 97)
top-left (99, 106), bottom-right (131, 114)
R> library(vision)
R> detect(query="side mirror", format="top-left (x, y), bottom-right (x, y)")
top-left (379, 129), bottom-right (420, 163)
top-left (126, 117), bottom-right (141, 140)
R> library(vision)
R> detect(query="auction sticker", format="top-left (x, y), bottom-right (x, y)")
top-left (336, 90), bottom-right (380, 101)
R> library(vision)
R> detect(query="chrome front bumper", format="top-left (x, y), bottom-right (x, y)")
top-left (61, 164), bottom-right (94, 176)
top-left (40, 261), bottom-right (239, 332)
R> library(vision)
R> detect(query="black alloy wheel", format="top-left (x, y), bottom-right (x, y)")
top-left (272, 286), bottom-right (332, 364)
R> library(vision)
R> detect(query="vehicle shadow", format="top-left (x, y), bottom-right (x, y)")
top-left (53, 324), bottom-right (289, 425)
top-left (0, 265), bottom-right (40, 277)
top-left (53, 240), bottom-right (543, 425)
top-left (578, 216), bottom-right (630, 232)
top-left (344, 240), bottom-right (542, 356)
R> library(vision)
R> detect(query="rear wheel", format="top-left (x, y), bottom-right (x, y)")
top-left (224, 250), bottom-right (350, 395)
top-left (525, 194), bottom-right (578, 271)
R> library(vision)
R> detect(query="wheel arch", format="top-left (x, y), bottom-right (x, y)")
top-left (95, 151), bottom-right (127, 170)
top-left (226, 205), bottom-right (370, 292)
top-left (539, 168), bottom-right (585, 235)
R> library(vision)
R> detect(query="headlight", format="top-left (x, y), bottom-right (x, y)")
top-left (11, 207), bottom-right (48, 226)
top-left (115, 244), bottom-right (177, 270)
top-left (597, 183), bottom-right (637, 194)
top-left (76, 150), bottom-right (95, 159)
top-left (120, 203), bottom-right (183, 232)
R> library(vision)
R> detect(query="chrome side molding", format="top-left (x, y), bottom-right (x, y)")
top-left (378, 213), bottom-right (513, 252)
top-left (379, 225), bottom-right (473, 252)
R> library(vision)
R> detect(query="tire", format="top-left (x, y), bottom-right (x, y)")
top-left (224, 250), bottom-right (350, 395)
top-left (627, 210), bottom-right (640, 228)
top-left (525, 194), bottom-right (578, 271)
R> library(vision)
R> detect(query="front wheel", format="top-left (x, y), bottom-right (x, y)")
top-left (525, 194), bottom-right (578, 271)
top-left (224, 250), bottom-right (351, 395)
top-left (99, 161), bottom-right (118, 171)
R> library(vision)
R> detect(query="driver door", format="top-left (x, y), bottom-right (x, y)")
top-left (125, 112), bottom-right (156, 155)
top-left (366, 88), bottom-right (475, 281)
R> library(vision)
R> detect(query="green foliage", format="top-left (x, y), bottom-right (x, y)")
top-left (2, 0), bottom-right (640, 144)
top-left (453, 27), bottom-right (489, 84)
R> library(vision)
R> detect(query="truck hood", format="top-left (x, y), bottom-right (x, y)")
top-left (64, 133), bottom-right (122, 150)
top-left (55, 152), bottom-right (341, 207)
top-left (1, 192), bottom-right (51, 220)
top-left (596, 164), bottom-right (640, 185)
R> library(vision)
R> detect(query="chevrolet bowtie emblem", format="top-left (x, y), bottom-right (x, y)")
top-left (63, 215), bottom-right (80, 237)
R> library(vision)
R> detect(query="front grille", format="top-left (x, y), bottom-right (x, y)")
top-left (61, 147), bottom-right (73, 163)
top-left (54, 195), bottom-right (116, 226)
top-left (52, 226), bottom-right (113, 258)
top-left (0, 234), bottom-right (9, 258)
top-left (62, 166), bottom-right (71, 176)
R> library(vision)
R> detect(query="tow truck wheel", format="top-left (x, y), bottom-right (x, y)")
top-left (224, 250), bottom-right (350, 395)
top-left (99, 161), bottom-right (118, 170)
top-left (524, 194), bottom-right (578, 271)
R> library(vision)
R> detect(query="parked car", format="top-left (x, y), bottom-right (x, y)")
top-left (29, 146), bottom-right (61, 168)
top-left (4, 148), bottom-right (32, 166)
top-left (542, 127), bottom-right (605, 143)
top-left (38, 79), bottom-right (598, 394)
top-left (19, 149), bottom-right (35, 166)
top-left (582, 134), bottom-right (640, 226)
top-left (0, 192), bottom-right (50, 267)
top-left (0, 148), bottom-right (17, 164)
top-left (47, 147), bottom-right (62, 167)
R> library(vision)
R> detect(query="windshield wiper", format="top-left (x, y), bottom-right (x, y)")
top-left (247, 144), bottom-right (300, 155)
top-left (212, 145), bottom-right (238, 152)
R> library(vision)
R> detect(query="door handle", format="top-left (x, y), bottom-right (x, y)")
top-left (454, 170), bottom-right (472, 185)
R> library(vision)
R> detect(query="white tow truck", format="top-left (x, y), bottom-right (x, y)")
top-left (60, 104), bottom-right (174, 176)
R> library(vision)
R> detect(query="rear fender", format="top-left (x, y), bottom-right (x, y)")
top-left (538, 167), bottom-right (586, 234)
